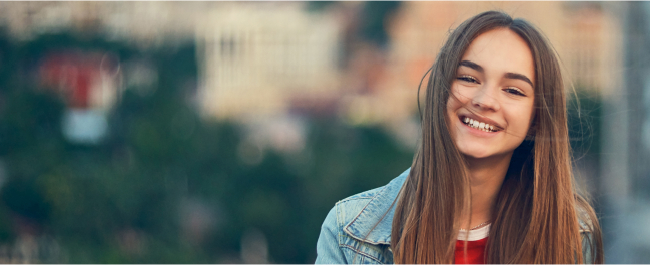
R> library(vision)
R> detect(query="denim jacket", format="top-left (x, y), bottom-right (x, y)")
top-left (315, 168), bottom-right (597, 264)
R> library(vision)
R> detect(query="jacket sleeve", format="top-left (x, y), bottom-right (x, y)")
top-left (581, 231), bottom-right (597, 264)
top-left (316, 204), bottom-right (348, 264)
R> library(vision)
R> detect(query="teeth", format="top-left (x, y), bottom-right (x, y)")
top-left (462, 117), bottom-right (498, 132)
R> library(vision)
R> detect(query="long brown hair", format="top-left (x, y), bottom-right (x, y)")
top-left (390, 11), bottom-right (604, 263)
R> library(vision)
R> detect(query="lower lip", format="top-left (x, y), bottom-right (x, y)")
top-left (460, 119), bottom-right (500, 137)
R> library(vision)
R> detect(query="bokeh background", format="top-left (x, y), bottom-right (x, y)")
top-left (0, 1), bottom-right (648, 263)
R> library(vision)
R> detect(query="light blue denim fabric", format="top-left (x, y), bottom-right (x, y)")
top-left (315, 168), bottom-right (598, 264)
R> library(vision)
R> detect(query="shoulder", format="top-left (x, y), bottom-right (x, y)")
top-left (575, 199), bottom-right (601, 263)
top-left (316, 168), bottom-right (410, 264)
top-left (335, 169), bottom-right (409, 242)
top-left (333, 185), bottom-right (385, 223)
top-left (341, 185), bottom-right (385, 202)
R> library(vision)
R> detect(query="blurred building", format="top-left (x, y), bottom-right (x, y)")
top-left (0, 2), bottom-right (200, 46)
top-left (39, 51), bottom-right (121, 110)
top-left (196, 2), bottom-right (342, 121)
top-left (39, 51), bottom-right (120, 144)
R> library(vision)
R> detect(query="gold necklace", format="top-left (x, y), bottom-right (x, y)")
top-left (459, 221), bottom-right (491, 231)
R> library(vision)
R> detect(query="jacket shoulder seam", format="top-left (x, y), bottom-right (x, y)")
top-left (337, 188), bottom-right (383, 204)
top-left (336, 196), bottom-right (374, 205)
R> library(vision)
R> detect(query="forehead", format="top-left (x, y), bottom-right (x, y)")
top-left (461, 28), bottom-right (535, 84)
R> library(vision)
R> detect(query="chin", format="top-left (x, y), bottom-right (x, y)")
top-left (456, 143), bottom-right (493, 159)
top-left (459, 150), bottom-right (494, 160)
top-left (455, 140), bottom-right (511, 160)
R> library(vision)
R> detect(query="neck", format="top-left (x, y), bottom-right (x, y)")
top-left (459, 152), bottom-right (513, 230)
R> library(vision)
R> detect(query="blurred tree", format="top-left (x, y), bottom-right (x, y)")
top-left (360, 1), bottom-right (402, 48)
top-left (306, 1), bottom-right (337, 13)
top-left (566, 88), bottom-right (603, 214)
top-left (567, 89), bottom-right (602, 159)
top-left (0, 28), bottom-right (419, 264)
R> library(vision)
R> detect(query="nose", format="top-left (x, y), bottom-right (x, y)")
top-left (470, 84), bottom-right (501, 112)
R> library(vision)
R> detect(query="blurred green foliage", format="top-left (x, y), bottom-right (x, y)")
top-left (0, 30), bottom-right (415, 263)
top-left (567, 89), bottom-right (603, 160)
top-left (360, 1), bottom-right (402, 47)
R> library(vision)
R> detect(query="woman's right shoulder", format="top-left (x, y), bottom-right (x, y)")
top-left (334, 168), bottom-right (410, 221)
top-left (336, 186), bottom-right (385, 208)
top-left (316, 169), bottom-right (409, 264)
top-left (320, 169), bottom-right (410, 234)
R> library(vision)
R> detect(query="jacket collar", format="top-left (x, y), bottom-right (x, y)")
top-left (342, 168), bottom-right (594, 246)
top-left (343, 168), bottom-right (410, 245)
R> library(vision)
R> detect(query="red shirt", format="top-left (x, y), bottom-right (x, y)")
top-left (454, 237), bottom-right (488, 264)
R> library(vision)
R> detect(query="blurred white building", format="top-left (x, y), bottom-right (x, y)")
top-left (196, 3), bottom-right (342, 121)
top-left (0, 2), bottom-right (200, 46)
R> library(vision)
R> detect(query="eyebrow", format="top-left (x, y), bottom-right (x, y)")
top-left (459, 60), bottom-right (535, 89)
top-left (459, 60), bottom-right (483, 72)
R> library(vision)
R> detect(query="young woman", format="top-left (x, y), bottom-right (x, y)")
top-left (315, 11), bottom-right (604, 264)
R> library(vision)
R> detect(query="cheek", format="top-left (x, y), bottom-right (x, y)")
top-left (508, 103), bottom-right (535, 137)
top-left (447, 85), bottom-right (470, 110)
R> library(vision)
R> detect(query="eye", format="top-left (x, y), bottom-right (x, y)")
top-left (504, 87), bottom-right (526, 96)
top-left (457, 75), bottom-right (479, 84)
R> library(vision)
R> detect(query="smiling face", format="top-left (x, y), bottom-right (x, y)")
top-left (446, 28), bottom-right (536, 160)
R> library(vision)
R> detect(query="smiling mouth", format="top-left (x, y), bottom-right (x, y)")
top-left (460, 116), bottom-right (501, 133)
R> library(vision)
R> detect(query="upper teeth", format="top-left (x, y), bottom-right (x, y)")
top-left (463, 117), bottom-right (497, 132)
